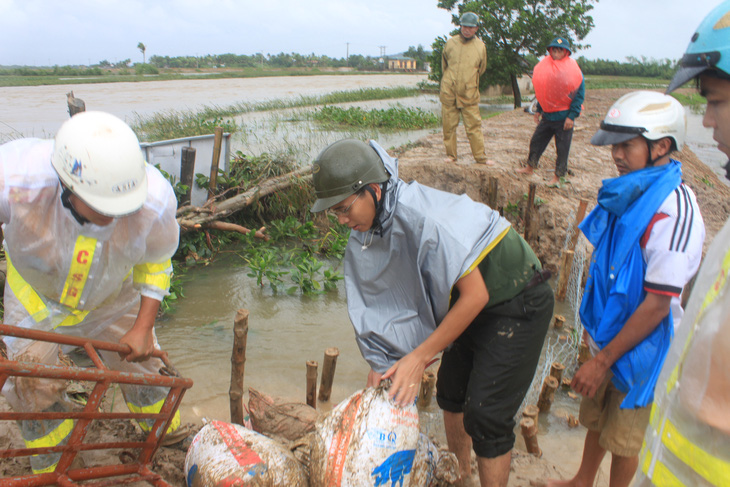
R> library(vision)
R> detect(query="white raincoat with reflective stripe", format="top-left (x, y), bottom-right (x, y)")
top-left (0, 138), bottom-right (178, 344)
top-left (344, 141), bottom-right (511, 373)
top-left (0, 138), bottom-right (180, 472)
top-left (636, 217), bottom-right (730, 487)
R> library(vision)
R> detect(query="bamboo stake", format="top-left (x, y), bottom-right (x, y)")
top-left (229, 309), bottom-right (249, 425)
top-left (318, 348), bottom-right (339, 402)
top-left (568, 199), bottom-right (589, 250)
top-left (180, 146), bottom-right (196, 207)
top-left (552, 314), bottom-right (566, 329)
top-left (207, 126), bottom-right (224, 201)
top-left (417, 370), bottom-right (437, 409)
top-left (522, 404), bottom-right (540, 422)
top-left (523, 182), bottom-right (537, 241)
top-left (549, 362), bottom-right (565, 384)
top-left (488, 177), bottom-right (499, 210)
top-left (537, 376), bottom-right (559, 412)
top-left (556, 250), bottom-right (575, 302)
top-left (520, 417), bottom-right (541, 457)
top-left (306, 360), bottom-right (318, 409)
top-left (578, 341), bottom-right (591, 364)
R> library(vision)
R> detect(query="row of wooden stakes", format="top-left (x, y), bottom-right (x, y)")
top-left (519, 313), bottom-right (593, 457)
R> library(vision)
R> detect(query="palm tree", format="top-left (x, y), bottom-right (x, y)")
top-left (137, 42), bottom-right (146, 64)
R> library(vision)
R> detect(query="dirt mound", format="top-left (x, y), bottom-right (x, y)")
top-left (396, 88), bottom-right (730, 272)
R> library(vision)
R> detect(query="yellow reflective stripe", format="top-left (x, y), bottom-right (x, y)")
top-left (23, 418), bottom-right (74, 449)
top-left (32, 463), bottom-right (59, 474)
top-left (641, 448), bottom-right (687, 487)
top-left (7, 250), bottom-right (90, 328)
top-left (55, 309), bottom-right (90, 328)
top-left (133, 260), bottom-right (171, 291)
top-left (6, 256), bottom-right (51, 323)
top-left (667, 246), bottom-right (730, 393)
top-left (662, 419), bottom-right (730, 486)
top-left (461, 227), bottom-right (510, 277)
top-left (127, 399), bottom-right (181, 433)
top-left (699, 246), bottom-right (730, 314)
top-left (60, 235), bottom-right (97, 309)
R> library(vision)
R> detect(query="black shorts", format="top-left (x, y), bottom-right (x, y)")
top-left (436, 281), bottom-right (553, 458)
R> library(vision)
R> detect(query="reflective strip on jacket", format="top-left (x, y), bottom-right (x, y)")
top-left (637, 217), bottom-right (730, 487)
top-left (0, 138), bottom-right (179, 336)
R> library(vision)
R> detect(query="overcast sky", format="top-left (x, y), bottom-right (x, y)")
top-left (0, 0), bottom-right (722, 66)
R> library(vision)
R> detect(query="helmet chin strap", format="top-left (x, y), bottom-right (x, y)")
top-left (645, 138), bottom-right (670, 167)
top-left (363, 182), bottom-right (386, 234)
top-left (60, 185), bottom-right (90, 225)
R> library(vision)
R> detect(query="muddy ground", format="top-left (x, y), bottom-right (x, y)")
top-left (1, 87), bottom-right (728, 486)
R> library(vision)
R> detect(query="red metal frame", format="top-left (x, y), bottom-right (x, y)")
top-left (0, 323), bottom-right (194, 486)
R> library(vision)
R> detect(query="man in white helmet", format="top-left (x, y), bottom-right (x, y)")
top-left (440, 11), bottom-right (493, 165)
top-left (635, 2), bottom-right (730, 485)
top-left (547, 91), bottom-right (705, 487)
top-left (0, 111), bottom-right (183, 474)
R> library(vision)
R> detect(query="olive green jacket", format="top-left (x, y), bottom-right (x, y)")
top-left (439, 34), bottom-right (487, 108)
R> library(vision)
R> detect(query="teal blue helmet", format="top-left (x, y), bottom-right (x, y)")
top-left (668, 0), bottom-right (730, 92)
top-left (547, 36), bottom-right (572, 54)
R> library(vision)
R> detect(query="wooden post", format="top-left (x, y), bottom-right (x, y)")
top-left (522, 404), bottom-right (540, 422)
top-left (417, 370), bottom-right (437, 409)
top-left (568, 199), bottom-right (589, 250)
top-left (66, 91), bottom-right (85, 117)
top-left (549, 362), bottom-right (565, 384)
top-left (562, 376), bottom-right (573, 389)
top-left (180, 147), bottom-right (196, 207)
top-left (318, 348), bottom-right (339, 402)
top-left (520, 417), bottom-right (541, 456)
top-left (537, 376), bottom-right (559, 412)
top-left (488, 177), bottom-right (499, 209)
top-left (552, 314), bottom-right (566, 329)
top-left (578, 341), bottom-right (591, 364)
top-left (208, 126), bottom-right (224, 201)
top-left (523, 183), bottom-right (537, 241)
top-left (556, 250), bottom-right (575, 302)
top-left (229, 309), bottom-right (249, 425)
top-left (306, 360), bottom-right (318, 409)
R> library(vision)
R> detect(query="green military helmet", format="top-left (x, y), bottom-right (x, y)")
top-left (460, 12), bottom-right (479, 27)
top-left (310, 139), bottom-right (390, 213)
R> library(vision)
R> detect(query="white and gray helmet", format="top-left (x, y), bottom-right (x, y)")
top-left (591, 91), bottom-right (686, 152)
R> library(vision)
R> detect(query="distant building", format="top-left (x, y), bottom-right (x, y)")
top-left (387, 55), bottom-right (416, 71)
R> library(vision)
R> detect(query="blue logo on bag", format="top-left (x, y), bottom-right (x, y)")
top-left (371, 449), bottom-right (416, 486)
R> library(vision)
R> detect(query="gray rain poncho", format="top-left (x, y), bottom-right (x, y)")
top-left (344, 141), bottom-right (511, 373)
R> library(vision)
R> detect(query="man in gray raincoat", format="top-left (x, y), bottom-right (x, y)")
top-left (310, 139), bottom-right (554, 487)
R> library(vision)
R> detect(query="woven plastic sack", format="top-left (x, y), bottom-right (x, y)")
top-left (309, 383), bottom-right (422, 486)
top-left (184, 419), bottom-right (308, 486)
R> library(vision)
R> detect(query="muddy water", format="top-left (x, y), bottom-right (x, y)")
top-left (0, 73), bottom-right (428, 140)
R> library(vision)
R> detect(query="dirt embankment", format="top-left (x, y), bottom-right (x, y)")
top-left (396, 88), bottom-right (730, 271)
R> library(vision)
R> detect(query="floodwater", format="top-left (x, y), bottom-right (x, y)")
top-left (1, 76), bottom-right (723, 483)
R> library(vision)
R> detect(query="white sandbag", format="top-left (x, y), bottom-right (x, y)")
top-left (411, 433), bottom-right (460, 486)
top-left (309, 384), bottom-right (421, 486)
top-left (184, 419), bottom-right (308, 486)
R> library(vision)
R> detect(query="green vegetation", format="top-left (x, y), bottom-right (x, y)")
top-left (131, 86), bottom-right (420, 142)
top-left (161, 149), bottom-right (349, 309)
top-left (583, 75), bottom-right (669, 90)
top-left (577, 56), bottom-right (676, 79)
top-left (671, 91), bottom-right (706, 107)
top-left (311, 105), bottom-right (440, 130)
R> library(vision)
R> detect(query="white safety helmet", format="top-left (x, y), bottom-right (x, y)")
top-left (591, 91), bottom-right (686, 151)
top-left (52, 111), bottom-right (148, 217)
